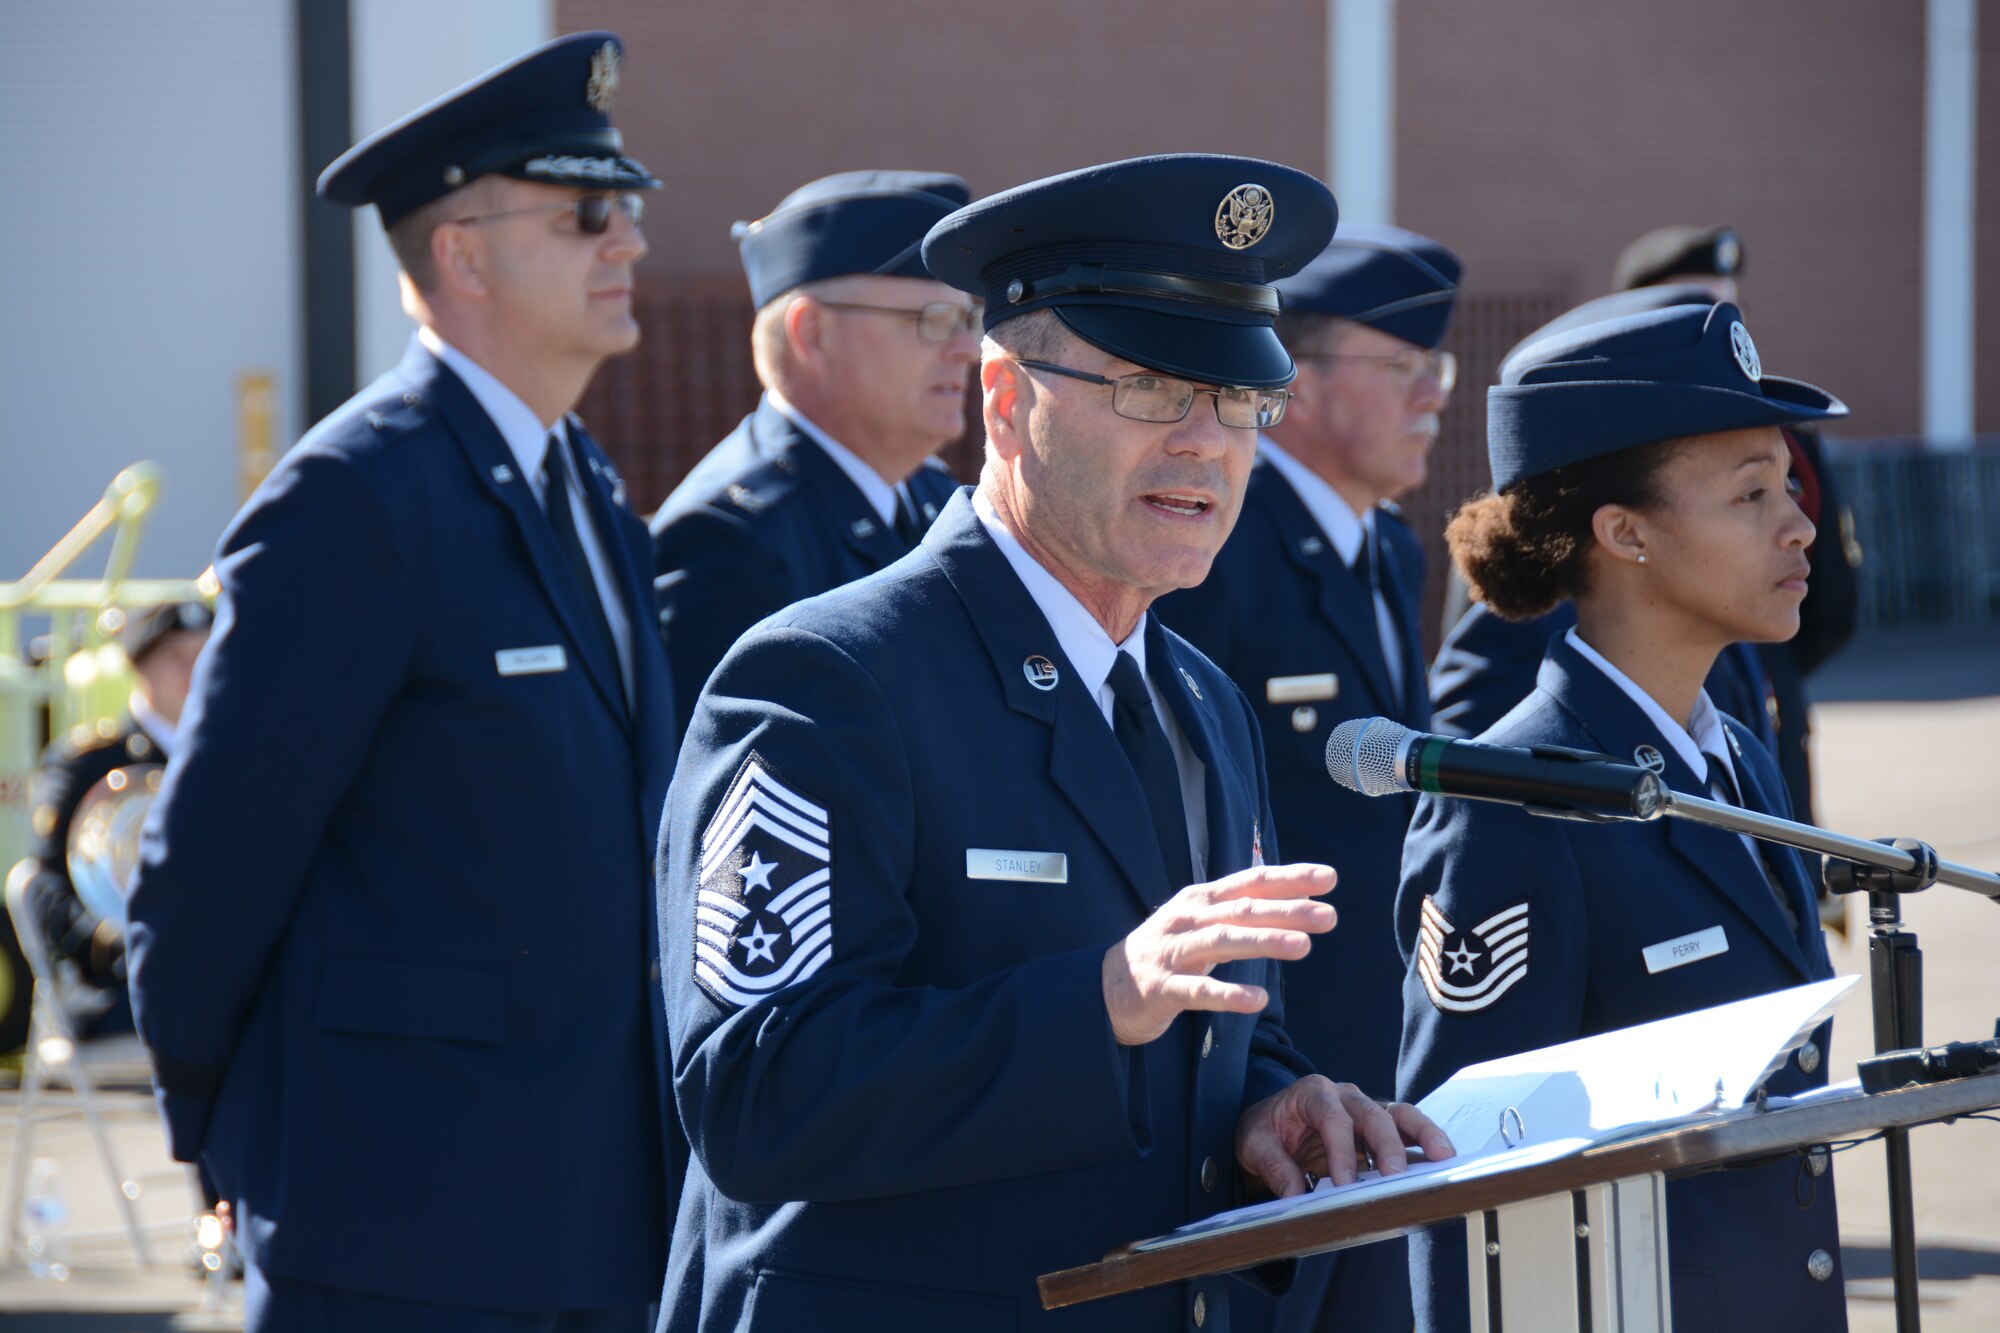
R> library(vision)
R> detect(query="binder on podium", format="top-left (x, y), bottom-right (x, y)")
top-left (1037, 980), bottom-right (2000, 1331)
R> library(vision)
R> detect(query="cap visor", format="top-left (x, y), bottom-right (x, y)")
top-left (1053, 306), bottom-right (1294, 389)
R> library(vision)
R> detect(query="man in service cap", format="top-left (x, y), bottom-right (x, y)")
top-left (1160, 222), bottom-right (1460, 1332)
top-left (649, 171), bottom-right (976, 736)
top-left (127, 34), bottom-right (680, 1331)
top-left (658, 155), bottom-right (1451, 1332)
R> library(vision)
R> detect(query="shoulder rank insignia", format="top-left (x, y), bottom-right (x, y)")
top-left (693, 755), bottom-right (834, 1009)
top-left (1417, 895), bottom-right (1530, 1014)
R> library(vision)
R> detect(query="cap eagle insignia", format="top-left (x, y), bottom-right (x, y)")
top-left (1215, 184), bottom-right (1274, 250)
top-left (586, 41), bottom-right (620, 113)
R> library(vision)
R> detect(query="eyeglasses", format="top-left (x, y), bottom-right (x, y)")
top-left (1014, 360), bottom-right (1289, 429)
top-left (1298, 347), bottom-right (1457, 394)
top-left (449, 192), bottom-right (644, 236)
top-left (813, 300), bottom-right (983, 344)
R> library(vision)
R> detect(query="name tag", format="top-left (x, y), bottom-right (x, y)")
top-left (1267, 673), bottom-right (1338, 705)
top-left (496, 645), bottom-right (568, 676)
top-left (966, 849), bottom-right (1068, 884)
top-left (1643, 925), bottom-right (1728, 975)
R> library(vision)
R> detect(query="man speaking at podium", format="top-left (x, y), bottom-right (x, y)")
top-left (658, 156), bottom-right (1451, 1331)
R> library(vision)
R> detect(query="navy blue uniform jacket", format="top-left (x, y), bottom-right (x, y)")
top-left (125, 341), bottom-right (681, 1312)
top-left (649, 395), bottom-right (959, 737)
top-left (1160, 455), bottom-right (1430, 1098)
top-left (1430, 601), bottom-right (1778, 758)
top-left (661, 491), bottom-right (1310, 1332)
top-left (1395, 636), bottom-right (1845, 1332)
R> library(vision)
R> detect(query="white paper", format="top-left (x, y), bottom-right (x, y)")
top-left (1415, 976), bottom-right (1858, 1159)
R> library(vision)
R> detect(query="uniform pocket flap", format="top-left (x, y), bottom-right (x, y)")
top-left (314, 955), bottom-right (510, 1044)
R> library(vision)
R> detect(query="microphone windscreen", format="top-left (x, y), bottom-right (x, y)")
top-left (1324, 717), bottom-right (1415, 797)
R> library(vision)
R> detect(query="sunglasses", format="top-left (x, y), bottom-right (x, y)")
top-left (450, 192), bottom-right (644, 236)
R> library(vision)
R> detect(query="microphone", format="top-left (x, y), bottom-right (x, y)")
top-left (1324, 717), bottom-right (1668, 822)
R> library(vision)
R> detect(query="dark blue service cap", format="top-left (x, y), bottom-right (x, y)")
top-left (1274, 222), bottom-right (1462, 350)
top-left (1487, 301), bottom-right (1846, 492)
top-left (318, 32), bottom-right (658, 227)
top-left (1497, 283), bottom-right (1717, 381)
top-left (922, 154), bottom-right (1337, 390)
top-left (1613, 224), bottom-right (1743, 291)
top-left (734, 171), bottom-right (971, 309)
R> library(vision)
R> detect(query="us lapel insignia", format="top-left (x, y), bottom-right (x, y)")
top-left (1023, 655), bottom-right (1060, 691)
top-left (1417, 896), bottom-right (1530, 1014)
top-left (1633, 744), bottom-right (1666, 773)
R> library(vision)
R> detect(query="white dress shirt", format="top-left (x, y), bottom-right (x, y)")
top-left (767, 390), bottom-right (911, 529)
top-left (129, 693), bottom-right (178, 757)
top-left (1565, 627), bottom-right (1762, 866)
top-left (974, 489), bottom-right (1209, 880)
top-left (1260, 438), bottom-right (1405, 695)
top-left (419, 329), bottom-right (635, 706)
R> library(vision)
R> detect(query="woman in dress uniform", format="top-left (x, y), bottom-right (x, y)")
top-left (1394, 300), bottom-right (1852, 1332)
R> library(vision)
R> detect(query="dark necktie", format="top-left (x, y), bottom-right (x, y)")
top-left (1108, 652), bottom-right (1195, 895)
top-left (541, 433), bottom-right (622, 687)
top-left (893, 489), bottom-right (925, 549)
top-left (1351, 533), bottom-right (1403, 710)
top-left (1705, 749), bottom-right (1799, 933)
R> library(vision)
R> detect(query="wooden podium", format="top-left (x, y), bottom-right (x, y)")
top-left (1038, 1071), bottom-right (2000, 1331)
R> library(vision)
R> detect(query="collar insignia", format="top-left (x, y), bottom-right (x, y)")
top-left (1215, 184), bottom-right (1274, 250)
top-left (1633, 744), bottom-right (1666, 773)
top-left (1023, 655), bottom-right (1060, 691)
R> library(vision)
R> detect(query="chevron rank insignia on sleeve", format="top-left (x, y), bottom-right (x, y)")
top-left (1417, 896), bottom-right (1529, 1014)
top-left (693, 754), bottom-right (834, 1009)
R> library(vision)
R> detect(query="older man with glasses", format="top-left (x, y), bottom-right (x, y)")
top-left (656, 154), bottom-right (1451, 1333)
top-left (649, 171), bottom-right (977, 736)
top-left (126, 33), bottom-right (680, 1333)
top-left (1160, 221), bottom-right (1462, 1333)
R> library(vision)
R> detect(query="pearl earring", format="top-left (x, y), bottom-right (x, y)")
top-left (1637, 553), bottom-right (1649, 565)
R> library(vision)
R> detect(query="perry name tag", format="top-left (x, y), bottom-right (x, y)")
top-left (496, 645), bottom-right (568, 676)
top-left (966, 849), bottom-right (1068, 884)
top-left (1267, 673), bottom-right (1338, 705)
top-left (1642, 925), bottom-right (1728, 975)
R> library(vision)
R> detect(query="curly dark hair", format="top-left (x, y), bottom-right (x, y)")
top-left (1447, 438), bottom-right (1686, 620)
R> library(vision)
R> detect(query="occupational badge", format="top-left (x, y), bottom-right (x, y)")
top-left (692, 755), bottom-right (833, 1010)
top-left (1416, 896), bottom-right (1530, 1014)
top-left (1214, 184), bottom-right (1274, 250)
top-left (586, 41), bottom-right (620, 113)
top-left (1729, 321), bottom-right (1761, 382)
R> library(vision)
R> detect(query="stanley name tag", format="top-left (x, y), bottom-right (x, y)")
top-left (966, 849), bottom-right (1068, 884)
top-left (495, 645), bottom-right (568, 676)
top-left (1643, 925), bottom-right (1729, 975)
top-left (1267, 673), bottom-right (1338, 705)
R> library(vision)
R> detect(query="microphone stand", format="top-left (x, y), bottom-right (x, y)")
top-left (1642, 789), bottom-right (2000, 1333)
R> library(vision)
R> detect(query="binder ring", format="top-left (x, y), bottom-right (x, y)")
top-left (1499, 1105), bottom-right (1527, 1148)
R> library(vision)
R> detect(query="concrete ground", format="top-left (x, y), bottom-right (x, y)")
top-left (0, 627), bottom-right (1995, 1329)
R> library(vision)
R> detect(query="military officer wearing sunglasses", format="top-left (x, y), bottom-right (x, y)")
top-left (126, 34), bottom-right (681, 1332)
top-left (1158, 222), bottom-right (1462, 1333)
top-left (649, 171), bottom-right (977, 737)
top-left (658, 155), bottom-right (1451, 1333)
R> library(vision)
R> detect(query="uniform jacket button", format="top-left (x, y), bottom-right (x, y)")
top-left (1807, 1249), bottom-right (1835, 1282)
top-left (1193, 1290), bottom-right (1207, 1327)
top-left (1201, 1025), bottom-right (1214, 1059)
top-left (1797, 1040), bottom-right (1821, 1074)
top-left (1200, 1156), bottom-right (1218, 1193)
